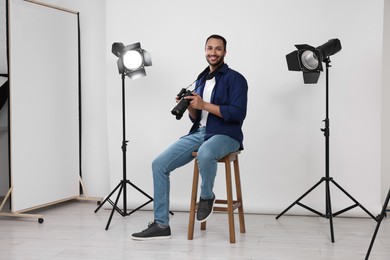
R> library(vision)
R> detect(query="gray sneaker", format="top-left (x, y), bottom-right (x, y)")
top-left (131, 221), bottom-right (171, 240)
top-left (196, 196), bottom-right (216, 222)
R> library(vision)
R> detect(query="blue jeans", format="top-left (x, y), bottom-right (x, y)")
top-left (152, 127), bottom-right (240, 226)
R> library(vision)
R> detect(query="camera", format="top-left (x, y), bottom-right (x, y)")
top-left (171, 88), bottom-right (193, 120)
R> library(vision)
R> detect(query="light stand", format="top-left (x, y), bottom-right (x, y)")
top-left (95, 42), bottom-right (154, 230)
top-left (277, 39), bottom-right (377, 242)
top-left (365, 188), bottom-right (390, 259)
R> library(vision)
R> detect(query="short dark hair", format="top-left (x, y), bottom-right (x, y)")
top-left (206, 34), bottom-right (227, 50)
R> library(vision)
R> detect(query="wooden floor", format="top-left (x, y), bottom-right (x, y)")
top-left (0, 200), bottom-right (389, 260)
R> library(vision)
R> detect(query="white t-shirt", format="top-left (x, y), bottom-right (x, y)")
top-left (199, 77), bottom-right (216, 127)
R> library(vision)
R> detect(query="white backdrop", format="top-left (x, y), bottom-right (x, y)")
top-left (105, 0), bottom-right (384, 215)
top-left (22, 0), bottom-right (386, 217)
top-left (17, 0), bottom-right (111, 200)
top-left (382, 0), bottom-right (390, 202)
top-left (9, 0), bottom-right (80, 211)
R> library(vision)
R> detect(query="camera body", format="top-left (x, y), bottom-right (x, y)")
top-left (171, 88), bottom-right (193, 120)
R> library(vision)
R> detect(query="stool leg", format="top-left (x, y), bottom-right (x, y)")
top-left (201, 221), bottom-right (206, 230)
top-left (225, 158), bottom-right (236, 243)
top-left (234, 158), bottom-right (246, 233)
top-left (188, 161), bottom-right (200, 240)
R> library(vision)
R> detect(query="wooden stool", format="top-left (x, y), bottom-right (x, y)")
top-left (187, 151), bottom-right (245, 243)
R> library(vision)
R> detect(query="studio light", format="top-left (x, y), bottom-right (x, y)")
top-left (286, 39), bottom-right (342, 84)
top-left (112, 42), bottom-right (152, 80)
top-left (95, 42), bottom-right (154, 230)
top-left (277, 38), bottom-right (376, 243)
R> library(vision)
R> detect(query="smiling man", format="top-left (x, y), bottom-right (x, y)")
top-left (132, 34), bottom-right (248, 240)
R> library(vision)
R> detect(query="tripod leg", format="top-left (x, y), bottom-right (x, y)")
top-left (128, 200), bottom-right (153, 215)
top-left (125, 180), bottom-right (174, 216)
top-left (276, 178), bottom-right (325, 219)
top-left (330, 179), bottom-right (377, 220)
top-left (127, 180), bottom-right (153, 200)
top-left (365, 189), bottom-right (390, 260)
top-left (95, 181), bottom-right (122, 213)
top-left (325, 179), bottom-right (335, 242)
top-left (105, 183), bottom-right (124, 230)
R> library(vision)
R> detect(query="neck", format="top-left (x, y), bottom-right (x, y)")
top-left (209, 62), bottom-right (224, 73)
top-left (205, 62), bottom-right (224, 81)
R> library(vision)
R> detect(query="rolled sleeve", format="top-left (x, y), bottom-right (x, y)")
top-left (219, 73), bottom-right (248, 122)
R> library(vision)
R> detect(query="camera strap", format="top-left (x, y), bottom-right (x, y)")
top-left (205, 62), bottom-right (224, 80)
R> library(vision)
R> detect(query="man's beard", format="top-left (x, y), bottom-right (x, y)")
top-left (207, 56), bottom-right (224, 68)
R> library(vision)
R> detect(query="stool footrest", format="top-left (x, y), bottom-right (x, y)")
top-left (195, 200), bottom-right (241, 212)
top-left (214, 200), bottom-right (241, 212)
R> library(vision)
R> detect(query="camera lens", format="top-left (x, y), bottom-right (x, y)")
top-left (171, 98), bottom-right (190, 119)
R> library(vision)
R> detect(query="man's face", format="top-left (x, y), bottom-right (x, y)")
top-left (205, 38), bottom-right (226, 69)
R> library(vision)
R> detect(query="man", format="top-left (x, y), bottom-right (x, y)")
top-left (132, 34), bottom-right (248, 240)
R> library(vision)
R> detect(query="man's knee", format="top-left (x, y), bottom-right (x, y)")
top-left (152, 157), bottom-right (165, 177)
top-left (196, 149), bottom-right (216, 164)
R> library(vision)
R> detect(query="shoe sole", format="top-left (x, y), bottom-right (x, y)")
top-left (131, 235), bottom-right (171, 241)
top-left (196, 197), bottom-right (216, 223)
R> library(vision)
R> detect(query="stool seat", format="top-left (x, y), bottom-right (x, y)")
top-left (187, 151), bottom-right (245, 243)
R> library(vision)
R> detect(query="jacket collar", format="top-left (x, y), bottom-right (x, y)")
top-left (197, 63), bottom-right (228, 83)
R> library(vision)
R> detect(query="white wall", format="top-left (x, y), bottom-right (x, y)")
top-left (382, 0), bottom-right (390, 202)
top-left (105, 0), bottom-right (384, 216)
top-left (29, 0), bottom-right (386, 216)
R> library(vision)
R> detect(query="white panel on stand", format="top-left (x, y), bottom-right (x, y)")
top-left (9, 0), bottom-right (79, 212)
